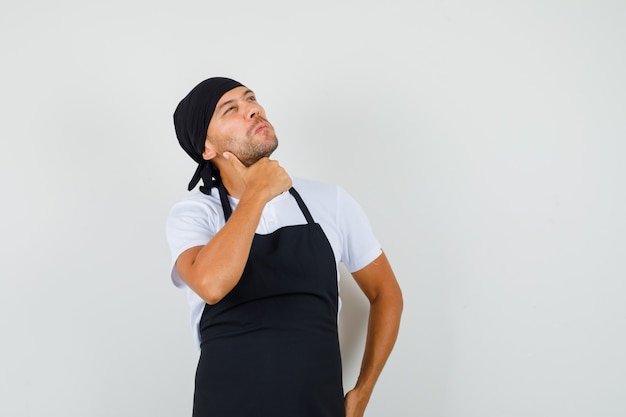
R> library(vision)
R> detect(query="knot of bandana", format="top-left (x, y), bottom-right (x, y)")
top-left (173, 77), bottom-right (244, 192)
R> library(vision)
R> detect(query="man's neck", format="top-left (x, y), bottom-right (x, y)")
top-left (221, 175), bottom-right (245, 199)
top-left (212, 160), bottom-right (246, 199)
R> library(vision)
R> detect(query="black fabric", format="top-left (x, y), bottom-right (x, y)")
top-left (216, 181), bottom-right (233, 221)
top-left (193, 188), bottom-right (345, 417)
top-left (173, 77), bottom-right (244, 192)
top-left (289, 188), bottom-right (315, 224)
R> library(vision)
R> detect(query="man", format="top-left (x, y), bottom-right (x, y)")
top-left (167, 77), bottom-right (403, 417)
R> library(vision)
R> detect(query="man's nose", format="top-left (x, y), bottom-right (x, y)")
top-left (246, 102), bottom-right (261, 119)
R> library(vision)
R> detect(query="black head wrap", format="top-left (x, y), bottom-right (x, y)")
top-left (173, 77), bottom-right (244, 193)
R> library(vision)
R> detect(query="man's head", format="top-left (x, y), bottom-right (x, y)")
top-left (203, 85), bottom-right (277, 167)
top-left (174, 77), bottom-right (278, 190)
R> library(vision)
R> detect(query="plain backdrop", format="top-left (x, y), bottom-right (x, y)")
top-left (1, 1), bottom-right (625, 416)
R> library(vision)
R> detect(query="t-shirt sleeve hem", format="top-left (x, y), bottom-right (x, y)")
top-left (346, 246), bottom-right (383, 273)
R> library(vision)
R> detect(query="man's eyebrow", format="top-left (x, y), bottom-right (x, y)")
top-left (216, 89), bottom-right (255, 113)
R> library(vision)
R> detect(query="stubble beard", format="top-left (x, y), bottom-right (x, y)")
top-left (218, 130), bottom-right (278, 167)
top-left (238, 134), bottom-right (278, 167)
top-left (208, 118), bottom-right (279, 167)
top-left (232, 118), bottom-right (279, 166)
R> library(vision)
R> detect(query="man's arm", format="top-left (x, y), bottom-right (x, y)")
top-left (344, 251), bottom-right (403, 417)
top-left (175, 155), bottom-right (291, 304)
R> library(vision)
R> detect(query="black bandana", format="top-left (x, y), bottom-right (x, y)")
top-left (173, 77), bottom-right (244, 193)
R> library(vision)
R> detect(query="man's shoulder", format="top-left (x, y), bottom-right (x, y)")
top-left (292, 176), bottom-right (341, 196)
top-left (291, 177), bottom-right (361, 215)
top-left (167, 190), bottom-right (223, 220)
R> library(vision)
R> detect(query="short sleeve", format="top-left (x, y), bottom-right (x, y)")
top-left (165, 196), bottom-right (221, 287)
top-left (336, 187), bottom-right (382, 272)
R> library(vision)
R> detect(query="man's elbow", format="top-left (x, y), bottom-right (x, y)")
top-left (388, 285), bottom-right (404, 314)
top-left (373, 283), bottom-right (403, 312)
top-left (180, 270), bottom-right (230, 305)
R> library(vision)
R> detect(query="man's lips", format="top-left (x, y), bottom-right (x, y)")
top-left (252, 121), bottom-right (270, 135)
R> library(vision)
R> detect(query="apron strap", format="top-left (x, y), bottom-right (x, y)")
top-left (219, 186), bottom-right (314, 225)
top-left (288, 188), bottom-right (315, 225)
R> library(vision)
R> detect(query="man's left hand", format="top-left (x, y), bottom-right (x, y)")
top-left (345, 388), bottom-right (369, 417)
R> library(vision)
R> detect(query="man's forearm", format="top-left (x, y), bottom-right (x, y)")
top-left (176, 193), bottom-right (267, 304)
top-left (346, 253), bottom-right (403, 417)
top-left (355, 291), bottom-right (403, 397)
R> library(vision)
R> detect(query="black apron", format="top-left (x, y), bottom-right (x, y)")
top-left (193, 187), bottom-right (345, 417)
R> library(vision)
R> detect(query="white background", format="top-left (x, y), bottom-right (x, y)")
top-left (1, 1), bottom-right (625, 416)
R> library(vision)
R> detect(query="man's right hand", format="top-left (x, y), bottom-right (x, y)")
top-left (223, 152), bottom-right (292, 202)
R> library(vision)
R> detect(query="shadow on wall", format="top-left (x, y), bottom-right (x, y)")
top-left (337, 264), bottom-right (370, 384)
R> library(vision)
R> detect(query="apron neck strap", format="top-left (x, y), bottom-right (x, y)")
top-left (288, 188), bottom-right (314, 224)
top-left (218, 186), bottom-right (314, 225)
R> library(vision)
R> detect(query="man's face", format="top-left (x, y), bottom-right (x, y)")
top-left (204, 86), bottom-right (278, 167)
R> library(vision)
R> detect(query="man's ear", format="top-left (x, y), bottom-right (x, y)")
top-left (202, 139), bottom-right (217, 161)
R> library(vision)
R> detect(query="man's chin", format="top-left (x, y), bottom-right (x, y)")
top-left (242, 152), bottom-right (274, 167)
top-left (233, 137), bottom-right (278, 167)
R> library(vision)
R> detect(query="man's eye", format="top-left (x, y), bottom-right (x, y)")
top-left (224, 106), bottom-right (235, 114)
top-left (247, 96), bottom-right (256, 102)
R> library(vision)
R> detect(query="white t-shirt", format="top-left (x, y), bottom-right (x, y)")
top-left (166, 177), bottom-right (382, 347)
